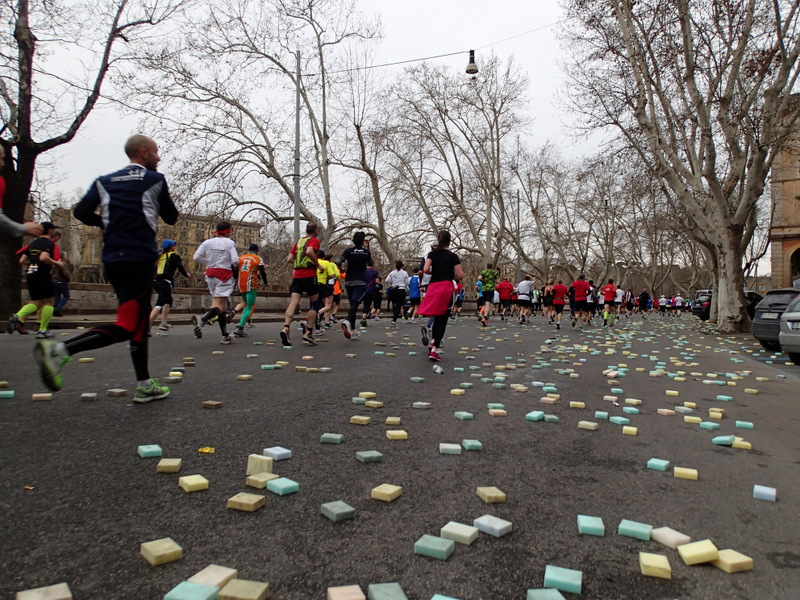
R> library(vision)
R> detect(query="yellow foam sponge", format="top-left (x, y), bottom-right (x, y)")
top-left (684, 416), bottom-right (702, 424)
top-left (674, 467), bottom-right (698, 480)
top-left (371, 483), bottom-right (402, 501)
top-left (358, 391), bottom-right (377, 399)
top-left (712, 549), bottom-right (753, 573)
top-left (639, 552), bottom-right (671, 579)
top-left (386, 430), bottom-right (407, 440)
top-left (622, 426), bottom-right (638, 436)
top-left (350, 416), bottom-right (371, 425)
top-left (476, 486), bottom-right (506, 503)
top-left (678, 539), bottom-right (719, 565)
top-left (569, 401), bottom-right (585, 409)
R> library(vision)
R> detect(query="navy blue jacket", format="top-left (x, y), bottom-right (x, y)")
top-left (73, 164), bottom-right (178, 264)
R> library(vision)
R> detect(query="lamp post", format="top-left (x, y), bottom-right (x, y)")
top-left (516, 189), bottom-right (521, 282)
top-left (293, 50), bottom-right (301, 241)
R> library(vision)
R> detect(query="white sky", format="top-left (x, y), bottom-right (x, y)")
top-left (44, 0), bottom-right (570, 202)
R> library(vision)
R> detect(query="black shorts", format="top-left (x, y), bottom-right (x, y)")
top-left (574, 300), bottom-right (588, 313)
top-left (289, 276), bottom-right (318, 297)
top-left (518, 298), bottom-right (531, 308)
top-left (455, 298), bottom-right (463, 307)
top-left (501, 299), bottom-right (512, 309)
top-left (409, 296), bottom-right (421, 306)
top-left (363, 292), bottom-right (382, 312)
top-left (553, 304), bottom-right (564, 314)
top-left (317, 284), bottom-right (333, 300)
top-left (153, 278), bottom-right (173, 307)
top-left (27, 274), bottom-right (55, 301)
top-left (482, 292), bottom-right (494, 305)
top-left (333, 293), bottom-right (342, 303)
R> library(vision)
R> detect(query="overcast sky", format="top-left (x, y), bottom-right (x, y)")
top-left (43, 0), bottom-right (570, 203)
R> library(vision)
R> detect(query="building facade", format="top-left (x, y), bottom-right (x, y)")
top-left (769, 132), bottom-right (800, 289)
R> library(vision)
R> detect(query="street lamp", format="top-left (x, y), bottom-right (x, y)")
top-left (466, 50), bottom-right (478, 75)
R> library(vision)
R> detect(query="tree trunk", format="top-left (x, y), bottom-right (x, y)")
top-left (714, 230), bottom-right (749, 333)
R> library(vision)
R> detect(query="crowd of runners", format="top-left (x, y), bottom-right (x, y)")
top-left (0, 135), bottom-right (695, 399)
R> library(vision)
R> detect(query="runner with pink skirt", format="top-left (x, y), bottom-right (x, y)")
top-left (417, 230), bottom-right (465, 362)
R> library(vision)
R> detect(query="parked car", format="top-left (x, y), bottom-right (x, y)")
top-left (692, 293), bottom-right (713, 320)
top-left (778, 295), bottom-right (800, 365)
top-left (752, 288), bottom-right (800, 351)
top-left (692, 291), bottom-right (763, 321)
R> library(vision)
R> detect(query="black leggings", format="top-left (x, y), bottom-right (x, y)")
top-left (431, 310), bottom-right (451, 348)
top-left (64, 261), bottom-right (153, 381)
top-left (346, 285), bottom-right (366, 328)
top-left (389, 288), bottom-right (406, 322)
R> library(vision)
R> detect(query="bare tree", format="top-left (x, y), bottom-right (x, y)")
top-left (122, 0), bottom-right (379, 248)
top-left (0, 0), bottom-right (186, 315)
top-left (561, 0), bottom-right (800, 332)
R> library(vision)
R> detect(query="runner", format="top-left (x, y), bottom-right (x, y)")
top-left (331, 268), bottom-right (344, 323)
top-left (316, 251), bottom-right (340, 330)
top-left (674, 292), bottom-right (684, 316)
top-left (33, 134), bottom-right (178, 400)
top-left (543, 280), bottom-right (555, 323)
top-left (614, 284), bottom-right (625, 320)
top-left (570, 273), bottom-right (591, 331)
top-left (496, 276), bottom-right (514, 321)
top-left (625, 288), bottom-right (635, 317)
top-left (417, 230), bottom-right (464, 362)
top-left (515, 275), bottom-right (534, 324)
top-left (551, 278), bottom-right (568, 329)
top-left (658, 294), bottom-right (669, 315)
top-left (585, 279), bottom-right (596, 326)
top-left (453, 282), bottom-right (465, 318)
top-left (6, 223), bottom-right (64, 338)
top-left (408, 269), bottom-right (422, 324)
top-left (601, 278), bottom-right (617, 327)
top-left (361, 260), bottom-right (380, 325)
top-left (232, 243), bottom-right (267, 338)
top-left (279, 222), bottom-right (322, 347)
top-left (192, 221), bottom-right (239, 344)
top-left (384, 260), bottom-right (409, 328)
top-left (336, 232), bottom-right (371, 339)
top-left (478, 263), bottom-right (499, 326)
top-left (475, 275), bottom-right (483, 317)
top-left (148, 239), bottom-right (189, 331)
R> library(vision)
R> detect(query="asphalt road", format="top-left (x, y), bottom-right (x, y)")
top-left (1, 314), bottom-right (799, 600)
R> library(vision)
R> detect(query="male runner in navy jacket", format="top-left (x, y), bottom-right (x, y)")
top-left (34, 135), bottom-right (178, 401)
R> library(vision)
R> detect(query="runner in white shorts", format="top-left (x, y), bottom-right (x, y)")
top-left (192, 221), bottom-right (239, 344)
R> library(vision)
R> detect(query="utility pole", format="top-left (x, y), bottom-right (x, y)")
top-left (293, 50), bottom-right (301, 241)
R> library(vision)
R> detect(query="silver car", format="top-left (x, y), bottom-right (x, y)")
top-left (779, 295), bottom-right (800, 365)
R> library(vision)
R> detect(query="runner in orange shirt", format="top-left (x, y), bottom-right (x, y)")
top-left (232, 243), bottom-right (267, 338)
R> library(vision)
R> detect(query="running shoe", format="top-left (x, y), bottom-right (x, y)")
top-left (314, 327), bottom-right (324, 336)
top-left (324, 322), bottom-right (332, 329)
top-left (6, 314), bottom-right (28, 335)
top-left (221, 334), bottom-right (234, 345)
top-left (391, 321), bottom-right (398, 329)
top-left (302, 331), bottom-right (317, 345)
top-left (35, 330), bottom-right (55, 339)
top-left (350, 329), bottom-right (361, 339)
top-left (572, 317), bottom-right (577, 328)
top-left (34, 340), bottom-right (71, 391)
top-left (410, 318), bottom-right (416, 324)
top-left (428, 348), bottom-right (442, 362)
top-left (280, 326), bottom-right (292, 346)
top-left (341, 321), bottom-right (352, 339)
top-left (420, 325), bottom-right (429, 347)
top-left (159, 323), bottom-right (170, 331)
top-left (233, 326), bottom-right (248, 338)
top-left (481, 318), bottom-right (488, 327)
top-left (226, 309), bottom-right (237, 324)
top-left (301, 321), bottom-right (309, 336)
top-left (191, 315), bottom-right (203, 338)
top-left (133, 378), bottom-right (170, 402)
top-left (360, 319), bottom-right (368, 328)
